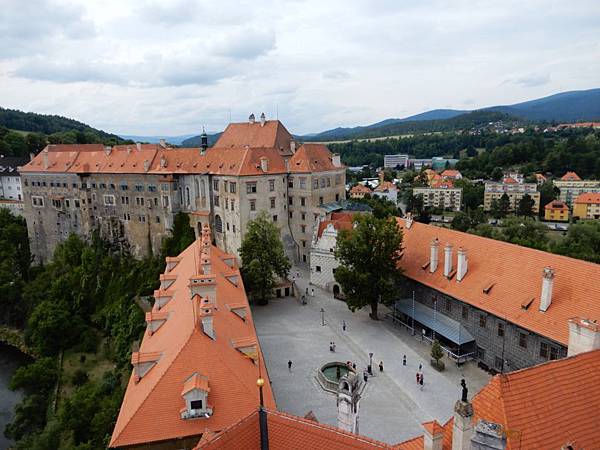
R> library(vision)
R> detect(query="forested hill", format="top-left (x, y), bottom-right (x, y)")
top-left (0, 107), bottom-right (130, 157)
top-left (303, 110), bottom-right (521, 142)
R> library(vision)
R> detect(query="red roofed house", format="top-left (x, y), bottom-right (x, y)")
top-left (440, 169), bottom-right (462, 181)
top-left (543, 200), bottom-right (569, 222)
top-left (561, 171), bottom-right (582, 182)
top-left (573, 192), bottom-right (600, 219)
top-left (19, 114), bottom-right (346, 264)
top-left (350, 183), bottom-right (372, 199)
top-left (110, 225), bottom-right (275, 449)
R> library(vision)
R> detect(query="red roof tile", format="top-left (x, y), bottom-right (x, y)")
top-left (350, 184), bottom-right (372, 194)
top-left (397, 218), bottom-right (600, 345)
top-left (561, 171), bottom-right (582, 181)
top-left (214, 120), bottom-right (293, 153)
top-left (289, 144), bottom-right (341, 173)
top-left (544, 200), bottom-right (569, 211)
top-left (574, 192), bottom-right (600, 204)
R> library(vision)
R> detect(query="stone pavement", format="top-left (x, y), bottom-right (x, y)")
top-left (252, 266), bottom-right (490, 445)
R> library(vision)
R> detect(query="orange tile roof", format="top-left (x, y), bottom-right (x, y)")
top-left (375, 181), bottom-right (397, 192)
top-left (214, 120), bottom-right (293, 152)
top-left (350, 184), bottom-right (372, 194)
top-left (396, 218), bottom-right (600, 345)
top-left (317, 219), bottom-right (353, 238)
top-left (502, 176), bottom-right (518, 184)
top-left (110, 235), bottom-right (275, 448)
top-left (472, 349), bottom-right (600, 449)
top-left (574, 192), bottom-right (600, 205)
top-left (441, 169), bottom-right (461, 178)
top-left (289, 144), bottom-right (341, 173)
top-left (197, 408), bottom-right (394, 449)
top-left (393, 418), bottom-right (453, 450)
top-left (561, 171), bottom-right (582, 181)
top-left (430, 180), bottom-right (454, 189)
top-left (544, 200), bottom-right (569, 211)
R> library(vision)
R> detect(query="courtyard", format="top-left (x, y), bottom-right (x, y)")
top-left (252, 267), bottom-right (490, 445)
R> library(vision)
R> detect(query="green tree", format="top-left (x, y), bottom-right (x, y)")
top-left (161, 212), bottom-right (195, 256)
top-left (491, 167), bottom-right (504, 181)
top-left (552, 221), bottom-right (600, 263)
top-left (498, 193), bottom-right (511, 217)
top-left (516, 193), bottom-right (535, 217)
top-left (454, 179), bottom-right (484, 211)
top-left (334, 215), bottom-right (404, 320)
top-left (239, 212), bottom-right (290, 305)
top-left (451, 212), bottom-right (472, 232)
top-left (431, 340), bottom-right (444, 367)
top-left (500, 216), bottom-right (549, 250)
top-left (538, 181), bottom-right (558, 216)
top-left (355, 195), bottom-right (401, 219)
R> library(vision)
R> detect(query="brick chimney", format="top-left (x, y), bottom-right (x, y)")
top-left (199, 304), bottom-right (215, 339)
top-left (444, 243), bottom-right (453, 277)
top-left (260, 156), bottom-right (268, 172)
top-left (470, 420), bottom-right (506, 450)
top-left (567, 317), bottom-right (600, 356)
top-left (457, 247), bottom-right (468, 282)
top-left (332, 154), bottom-right (341, 167)
top-left (104, 146), bottom-right (112, 156)
top-left (539, 267), bottom-right (554, 312)
top-left (136, 142), bottom-right (142, 151)
top-left (430, 239), bottom-right (440, 273)
top-left (159, 139), bottom-right (166, 148)
top-left (405, 212), bottom-right (414, 229)
top-left (249, 113), bottom-right (255, 124)
top-left (260, 112), bottom-right (266, 126)
top-left (42, 148), bottom-right (49, 170)
top-left (290, 140), bottom-right (296, 154)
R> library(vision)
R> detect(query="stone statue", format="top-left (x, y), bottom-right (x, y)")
top-left (461, 378), bottom-right (468, 402)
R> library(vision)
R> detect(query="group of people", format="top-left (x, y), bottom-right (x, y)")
top-left (329, 341), bottom-right (337, 352)
top-left (416, 363), bottom-right (424, 390)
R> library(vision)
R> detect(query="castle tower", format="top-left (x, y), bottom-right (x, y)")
top-left (200, 128), bottom-right (208, 154)
top-left (337, 370), bottom-right (361, 434)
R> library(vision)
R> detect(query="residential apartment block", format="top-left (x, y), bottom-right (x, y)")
top-left (413, 184), bottom-right (462, 211)
top-left (553, 171), bottom-right (600, 207)
top-left (19, 116), bottom-right (346, 263)
top-left (383, 153), bottom-right (409, 169)
top-left (573, 193), bottom-right (600, 220)
top-left (483, 180), bottom-right (540, 214)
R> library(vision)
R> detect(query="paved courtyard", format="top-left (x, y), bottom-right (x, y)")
top-left (252, 267), bottom-right (490, 445)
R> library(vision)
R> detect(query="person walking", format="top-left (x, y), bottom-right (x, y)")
top-left (419, 372), bottom-right (424, 390)
top-left (305, 287), bottom-right (309, 296)
top-left (288, 360), bottom-right (292, 372)
top-left (301, 294), bottom-right (307, 305)
top-left (363, 371), bottom-right (368, 383)
top-left (329, 342), bottom-right (333, 352)
top-left (352, 362), bottom-right (357, 370)
top-left (332, 342), bottom-right (336, 352)
top-left (311, 287), bottom-right (315, 297)
top-left (342, 320), bottom-right (347, 331)
top-left (416, 371), bottom-right (420, 384)
top-left (403, 355), bottom-right (407, 366)
top-left (379, 361), bottom-right (384, 372)
top-left (418, 363), bottom-right (422, 371)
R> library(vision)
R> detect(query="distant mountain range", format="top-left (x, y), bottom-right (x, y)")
top-left (302, 88), bottom-right (600, 142)
top-left (119, 134), bottom-right (199, 145)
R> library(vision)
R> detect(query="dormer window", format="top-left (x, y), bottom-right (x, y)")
top-left (181, 373), bottom-right (213, 419)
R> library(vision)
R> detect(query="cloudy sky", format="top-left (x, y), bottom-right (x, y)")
top-left (1, 0), bottom-right (599, 136)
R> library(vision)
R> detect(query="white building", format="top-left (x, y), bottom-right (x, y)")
top-left (383, 154), bottom-right (409, 169)
top-left (0, 156), bottom-right (27, 201)
top-left (373, 181), bottom-right (399, 204)
top-left (413, 184), bottom-right (462, 211)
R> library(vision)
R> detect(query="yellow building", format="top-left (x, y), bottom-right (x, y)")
top-left (573, 193), bottom-right (600, 220)
top-left (544, 200), bottom-right (569, 222)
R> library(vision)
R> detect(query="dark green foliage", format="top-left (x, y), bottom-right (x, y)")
top-left (161, 212), bottom-right (196, 257)
top-left (353, 195), bottom-right (401, 219)
top-left (240, 212), bottom-right (290, 305)
top-left (334, 215), bottom-right (404, 320)
top-left (517, 194), bottom-right (536, 217)
top-left (72, 369), bottom-right (89, 387)
top-left (552, 221), bottom-right (600, 263)
top-left (454, 179), bottom-right (484, 211)
top-left (431, 340), bottom-right (444, 363)
top-left (538, 181), bottom-right (558, 215)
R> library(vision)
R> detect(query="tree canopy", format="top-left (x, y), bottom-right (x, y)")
top-left (334, 215), bottom-right (404, 320)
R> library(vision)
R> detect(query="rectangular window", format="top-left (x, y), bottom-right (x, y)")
top-left (550, 346), bottom-right (559, 360)
top-left (120, 184), bottom-right (128, 191)
top-left (213, 180), bottom-right (219, 191)
top-left (269, 179), bottom-right (275, 192)
top-left (162, 195), bottom-right (169, 207)
top-left (190, 399), bottom-right (203, 410)
top-left (250, 199), bottom-right (256, 211)
top-left (494, 357), bottom-right (503, 371)
top-left (246, 182), bottom-right (257, 194)
top-left (289, 196), bottom-right (293, 205)
top-left (301, 197), bottom-right (306, 207)
top-left (300, 178), bottom-right (306, 189)
top-left (313, 178), bottom-right (319, 189)
top-left (110, 183), bottom-right (116, 190)
top-left (272, 215), bottom-right (278, 222)
top-left (148, 185), bottom-right (157, 192)
top-left (316, 266), bottom-right (322, 272)
top-left (301, 213), bottom-right (306, 221)
top-left (476, 347), bottom-right (485, 360)
top-left (154, 197), bottom-right (158, 206)
top-left (327, 178), bottom-right (331, 187)
top-left (230, 182), bottom-right (236, 193)
top-left (288, 178), bottom-right (294, 188)
top-left (479, 314), bottom-right (486, 328)
top-left (121, 196), bottom-right (129, 205)
top-left (74, 199), bottom-right (80, 208)
top-left (225, 198), bottom-right (229, 210)
top-left (232, 224), bottom-right (236, 233)
top-left (301, 225), bottom-right (306, 233)
top-left (214, 195), bottom-right (220, 207)
top-left (302, 240), bottom-right (306, 248)
top-left (103, 195), bottom-right (115, 206)
top-left (497, 322), bottom-right (505, 337)
top-left (319, 196), bottom-right (324, 204)
top-left (270, 197), bottom-right (276, 209)
top-left (231, 199), bottom-right (235, 211)
top-left (519, 333), bottom-right (528, 348)
top-left (223, 181), bottom-right (228, 191)
top-left (540, 342), bottom-right (548, 359)
top-left (65, 199), bottom-right (70, 208)
top-left (289, 211), bottom-right (293, 218)
top-left (335, 174), bottom-right (341, 185)
top-left (51, 199), bottom-right (61, 208)
top-left (161, 183), bottom-right (169, 191)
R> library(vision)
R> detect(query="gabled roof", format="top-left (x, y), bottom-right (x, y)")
top-left (574, 192), bottom-right (600, 205)
top-left (375, 181), bottom-right (397, 192)
top-left (502, 176), bottom-right (518, 184)
top-left (196, 408), bottom-right (394, 449)
top-left (430, 180), bottom-right (455, 189)
top-left (110, 238), bottom-right (274, 448)
top-left (471, 349), bottom-right (600, 449)
top-left (441, 169), bottom-right (461, 178)
top-left (350, 184), bottom-right (372, 194)
top-left (561, 171), bottom-right (582, 181)
top-left (0, 156), bottom-right (30, 176)
top-left (289, 144), bottom-right (341, 173)
top-left (396, 218), bottom-right (600, 345)
top-left (544, 200), bottom-right (569, 211)
top-left (214, 120), bottom-right (293, 153)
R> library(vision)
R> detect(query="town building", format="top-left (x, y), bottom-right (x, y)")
top-left (440, 169), bottom-right (462, 181)
top-left (19, 116), bottom-right (346, 263)
top-left (349, 183), bottom-right (372, 199)
top-left (502, 172), bottom-right (524, 184)
top-left (543, 200), bottom-right (569, 222)
top-left (430, 157), bottom-right (458, 171)
top-left (413, 184), bottom-right (462, 211)
top-left (110, 226), bottom-right (275, 449)
top-left (383, 153), bottom-right (409, 169)
top-left (373, 181), bottom-right (398, 204)
top-left (573, 192), bottom-right (600, 220)
top-left (0, 155), bottom-right (27, 216)
top-left (483, 180), bottom-right (540, 214)
top-left (409, 158), bottom-right (433, 171)
top-left (553, 171), bottom-right (600, 207)
top-left (534, 173), bottom-right (546, 185)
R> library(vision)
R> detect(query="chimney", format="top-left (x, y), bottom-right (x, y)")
top-left (159, 139), bottom-right (166, 148)
top-left (200, 306), bottom-right (215, 339)
top-left (104, 146), bottom-right (112, 156)
top-left (260, 112), bottom-right (266, 126)
top-left (143, 159), bottom-right (150, 172)
top-left (430, 239), bottom-right (440, 273)
top-left (29, 152), bottom-right (35, 161)
top-left (444, 243), bottom-right (453, 277)
top-left (470, 420), bottom-right (506, 450)
top-left (457, 247), bottom-right (468, 282)
top-left (136, 142), bottom-right (142, 151)
top-left (42, 148), bottom-right (49, 170)
top-left (405, 212), bottom-right (414, 229)
top-left (249, 113), bottom-right (255, 124)
top-left (539, 267), bottom-right (554, 312)
top-left (260, 156), bottom-right (268, 172)
top-left (379, 170), bottom-right (384, 185)
top-left (567, 317), bottom-right (600, 356)
top-left (452, 399), bottom-right (474, 450)
top-left (332, 154), bottom-right (341, 167)
top-left (290, 140), bottom-right (296, 153)
top-left (160, 155), bottom-right (167, 168)
top-left (423, 421), bottom-right (443, 450)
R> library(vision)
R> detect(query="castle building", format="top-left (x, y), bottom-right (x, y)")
top-left (110, 225), bottom-right (275, 449)
top-left (19, 116), bottom-right (346, 263)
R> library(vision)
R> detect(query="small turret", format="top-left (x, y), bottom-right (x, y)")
top-left (200, 128), bottom-right (208, 155)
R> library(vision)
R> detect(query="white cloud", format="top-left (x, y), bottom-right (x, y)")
top-left (0, 0), bottom-right (599, 135)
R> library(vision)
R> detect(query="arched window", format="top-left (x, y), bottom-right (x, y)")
top-left (215, 215), bottom-right (223, 233)
top-left (185, 186), bottom-right (191, 206)
top-left (194, 179), bottom-right (200, 198)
